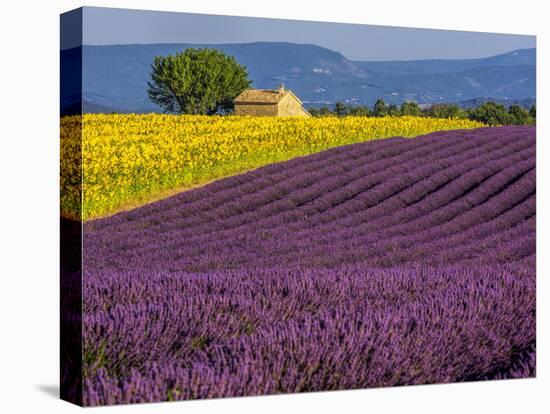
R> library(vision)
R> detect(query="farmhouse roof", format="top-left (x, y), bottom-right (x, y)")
top-left (234, 86), bottom-right (303, 105)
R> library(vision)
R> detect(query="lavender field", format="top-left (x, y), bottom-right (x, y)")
top-left (81, 126), bottom-right (535, 405)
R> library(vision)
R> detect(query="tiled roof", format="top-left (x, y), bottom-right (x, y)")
top-left (234, 89), bottom-right (288, 104)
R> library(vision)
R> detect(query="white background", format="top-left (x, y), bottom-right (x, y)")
top-left (0, 0), bottom-right (547, 412)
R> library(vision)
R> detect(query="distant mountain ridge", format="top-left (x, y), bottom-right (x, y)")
top-left (353, 48), bottom-right (535, 75)
top-left (60, 42), bottom-right (535, 114)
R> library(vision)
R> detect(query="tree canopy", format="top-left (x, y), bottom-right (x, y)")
top-left (423, 104), bottom-right (463, 119)
top-left (147, 48), bottom-right (251, 115)
top-left (373, 99), bottom-right (388, 117)
top-left (468, 102), bottom-right (512, 126)
top-left (302, 99), bottom-right (536, 126)
top-left (401, 101), bottom-right (422, 116)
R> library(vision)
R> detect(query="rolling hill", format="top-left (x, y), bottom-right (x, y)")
top-left (60, 43), bottom-right (535, 114)
top-left (352, 48), bottom-right (535, 75)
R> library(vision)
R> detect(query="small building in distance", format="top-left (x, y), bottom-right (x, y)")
top-left (233, 85), bottom-right (311, 117)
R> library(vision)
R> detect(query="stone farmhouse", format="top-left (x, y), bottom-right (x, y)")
top-left (233, 85), bottom-right (311, 117)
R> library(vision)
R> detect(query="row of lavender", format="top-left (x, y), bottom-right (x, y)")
top-left (82, 126), bottom-right (536, 405)
top-left (85, 126), bottom-right (534, 271)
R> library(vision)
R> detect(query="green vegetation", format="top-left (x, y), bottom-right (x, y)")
top-left (147, 48), bottom-right (251, 115)
top-left (401, 101), bottom-right (422, 116)
top-left (373, 99), bottom-right (389, 117)
top-left (309, 100), bottom-right (536, 126)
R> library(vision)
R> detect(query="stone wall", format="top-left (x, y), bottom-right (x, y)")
top-left (277, 95), bottom-right (310, 117)
top-left (234, 103), bottom-right (278, 116)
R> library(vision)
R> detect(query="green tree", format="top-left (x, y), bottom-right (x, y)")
top-left (309, 106), bottom-right (333, 117)
top-left (349, 106), bottom-right (370, 116)
top-left (400, 101), bottom-right (421, 116)
top-left (388, 104), bottom-right (401, 116)
top-left (468, 101), bottom-right (512, 126)
top-left (147, 48), bottom-right (251, 114)
top-left (308, 108), bottom-right (320, 117)
top-left (373, 99), bottom-right (388, 117)
top-left (319, 106), bottom-right (333, 116)
top-left (426, 104), bottom-right (465, 119)
top-left (334, 102), bottom-right (349, 117)
top-left (508, 104), bottom-right (530, 125)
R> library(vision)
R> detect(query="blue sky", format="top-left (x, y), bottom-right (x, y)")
top-left (67, 6), bottom-right (535, 61)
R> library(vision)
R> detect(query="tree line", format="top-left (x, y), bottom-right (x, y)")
top-left (309, 99), bottom-right (536, 125)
